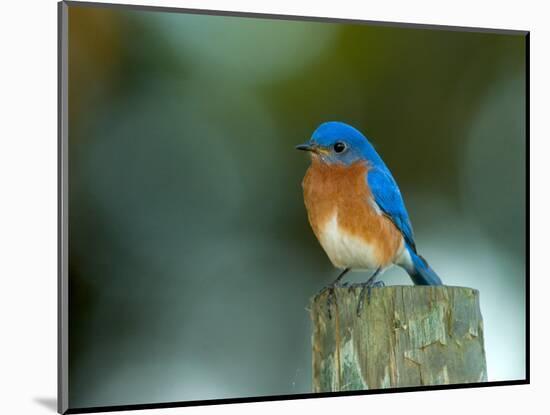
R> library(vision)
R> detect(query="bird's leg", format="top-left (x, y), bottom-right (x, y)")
top-left (317, 267), bottom-right (350, 296)
top-left (332, 267), bottom-right (351, 287)
top-left (357, 267), bottom-right (384, 316)
top-left (323, 268), bottom-right (350, 320)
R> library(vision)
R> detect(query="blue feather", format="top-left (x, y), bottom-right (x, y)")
top-left (366, 167), bottom-right (416, 252)
top-left (368, 169), bottom-right (442, 285)
top-left (406, 244), bottom-right (443, 285)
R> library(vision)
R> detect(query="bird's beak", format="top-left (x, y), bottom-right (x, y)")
top-left (296, 143), bottom-right (330, 155)
top-left (295, 143), bottom-right (314, 152)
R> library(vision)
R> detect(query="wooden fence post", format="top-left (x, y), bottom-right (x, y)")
top-left (310, 286), bottom-right (487, 391)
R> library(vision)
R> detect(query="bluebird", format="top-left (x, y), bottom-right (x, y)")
top-left (296, 121), bottom-right (442, 301)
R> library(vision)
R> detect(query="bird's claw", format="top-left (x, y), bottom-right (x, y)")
top-left (323, 282), bottom-right (343, 320)
top-left (356, 280), bottom-right (385, 316)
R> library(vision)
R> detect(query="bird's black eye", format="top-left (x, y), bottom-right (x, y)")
top-left (333, 142), bottom-right (346, 153)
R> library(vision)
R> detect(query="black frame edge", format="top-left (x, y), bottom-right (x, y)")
top-left (66, 380), bottom-right (529, 414)
top-left (63, 0), bottom-right (528, 35)
top-left (58, 1), bottom-right (70, 414)
top-left (524, 31), bottom-right (530, 384)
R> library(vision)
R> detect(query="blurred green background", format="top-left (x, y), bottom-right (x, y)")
top-left (67, 4), bottom-right (526, 408)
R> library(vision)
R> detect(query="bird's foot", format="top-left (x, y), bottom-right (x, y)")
top-left (315, 281), bottom-right (342, 299)
top-left (318, 282), bottom-right (342, 320)
top-left (356, 280), bottom-right (385, 316)
top-left (315, 268), bottom-right (351, 320)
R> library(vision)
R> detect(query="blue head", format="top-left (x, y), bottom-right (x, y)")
top-left (296, 121), bottom-right (383, 166)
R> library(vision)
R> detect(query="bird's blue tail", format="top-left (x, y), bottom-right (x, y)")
top-left (405, 245), bottom-right (442, 286)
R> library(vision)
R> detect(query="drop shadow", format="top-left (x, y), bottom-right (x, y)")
top-left (34, 397), bottom-right (57, 412)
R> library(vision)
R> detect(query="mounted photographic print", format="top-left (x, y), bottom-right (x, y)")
top-left (58, 1), bottom-right (529, 413)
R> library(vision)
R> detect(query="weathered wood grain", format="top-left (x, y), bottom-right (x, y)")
top-left (310, 286), bottom-right (487, 392)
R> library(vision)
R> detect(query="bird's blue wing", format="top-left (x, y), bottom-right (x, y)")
top-left (366, 167), bottom-right (417, 252)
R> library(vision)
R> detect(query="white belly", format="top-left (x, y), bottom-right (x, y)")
top-left (318, 213), bottom-right (380, 270)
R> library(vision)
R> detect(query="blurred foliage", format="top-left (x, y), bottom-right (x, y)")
top-left (67, 5), bottom-right (526, 408)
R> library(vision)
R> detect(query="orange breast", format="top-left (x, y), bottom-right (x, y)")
top-left (302, 157), bottom-right (403, 268)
